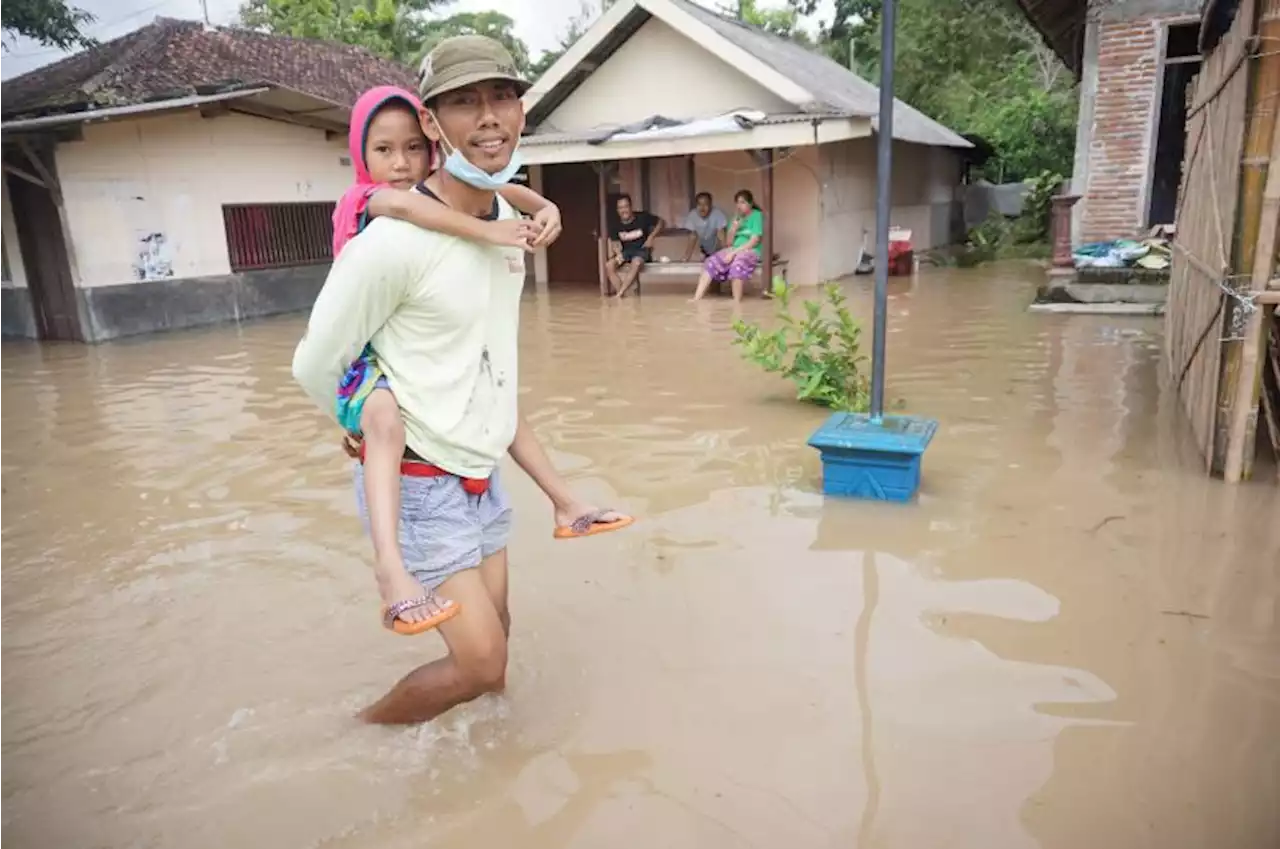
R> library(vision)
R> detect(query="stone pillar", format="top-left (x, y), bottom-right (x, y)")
top-left (1051, 194), bottom-right (1082, 270)
top-left (1070, 17), bottom-right (1100, 248)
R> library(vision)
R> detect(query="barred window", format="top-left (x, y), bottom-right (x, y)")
top-left (222, 202), bottom-right (334, 272)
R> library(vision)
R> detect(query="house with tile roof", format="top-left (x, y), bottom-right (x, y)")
top-left (1, 17), bottom-right (415, 342)
top-left (519, 0), bottom-right (973, 293)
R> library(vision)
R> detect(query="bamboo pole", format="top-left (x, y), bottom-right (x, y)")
top-left (762, 148), bottom-right (774, 295)
top-left (1171, 239), bottom-right (1227, 280)
top-left (597, 162), bottom-right (609, 296)
top-left (1222, 2), bottom-right (1280, 481)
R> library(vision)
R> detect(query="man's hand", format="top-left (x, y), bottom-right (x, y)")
top-left (480, 218), bottom-right (540, 250)
top-left (529, 204), bottom-right (562, 249)
top-left (342, 433), bottom-right (362, 458)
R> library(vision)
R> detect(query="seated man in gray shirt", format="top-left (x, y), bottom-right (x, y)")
top-left (681, 191), bottom-right (728, 261)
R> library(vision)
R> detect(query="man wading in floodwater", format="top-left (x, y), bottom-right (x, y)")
top-left (293, 36), bottom-right (632, 725)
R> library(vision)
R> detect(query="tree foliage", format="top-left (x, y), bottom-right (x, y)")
top-left (2, 0), bottom-right (95, 51)
top-left (239, 0), bottom-right (530, 71)
top-left (728, 0), bottom-right (809, 42)
top-left (415, 11), bottom-right (527, 71)
top-left (234, 0), bottom-right (1076, 180)
top-left (531, 0), bottom-right (808, 82)
top-left (238, 0), bottom-right (434, 62)
top-left (790, 0), bottom-right (1077, 181)
top-left (528, 0), bottom-right (612, 80)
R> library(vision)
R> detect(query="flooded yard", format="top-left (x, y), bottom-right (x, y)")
top-left (3, 265), bottom-right (1278, 849)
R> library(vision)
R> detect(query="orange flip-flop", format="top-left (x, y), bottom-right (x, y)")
top-left (554, 509), bottom-right (635, 540)
top-left (381, 595), bottom-right (460, 635)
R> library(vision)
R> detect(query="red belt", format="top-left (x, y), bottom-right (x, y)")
top-left (358, 445), bottom-right (489, 495)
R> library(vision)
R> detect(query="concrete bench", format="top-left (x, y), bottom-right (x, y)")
top-left (635, 256), bottom-right (789, 294)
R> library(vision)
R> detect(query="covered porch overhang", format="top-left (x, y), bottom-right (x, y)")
top-left (521, 114), bottom-right (871, 166)
top-left (525, 114), bottom-right (871, 294)
top-left (1, 85), bottom-right (355, 141)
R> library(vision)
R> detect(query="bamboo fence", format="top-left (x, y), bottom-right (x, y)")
top-left (1166, 0), bottom-right (1280, 481)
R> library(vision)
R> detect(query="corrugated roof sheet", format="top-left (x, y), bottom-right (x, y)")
top-left (522, 111), bottom-right (857, 146)
top-left (1, 17), bottom-right (415, 120)
top-left (668, 0), bottom-right (971, 149)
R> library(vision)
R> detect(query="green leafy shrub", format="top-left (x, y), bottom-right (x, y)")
top-left (957, 171), bottom-right (1063, 266)
top-left (731, 283), bottom-right (870, 412)
top-left (956, 214), bottom-right (1009, 266)
top-left (1011, 170), bottom-right (1064, 244)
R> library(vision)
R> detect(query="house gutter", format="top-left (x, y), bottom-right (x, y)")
top-left (1, 87), bottom-right (273, 133)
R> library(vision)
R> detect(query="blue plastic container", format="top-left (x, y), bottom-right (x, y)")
top-left (807, 412), bottom-right (938, 502)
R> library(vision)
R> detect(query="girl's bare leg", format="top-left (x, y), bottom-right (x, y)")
top-left (360, 389), bottom-right (451, 624)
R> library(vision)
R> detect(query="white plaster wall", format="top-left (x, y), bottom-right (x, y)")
top-left (55, 111), bottom-right (351, 287)
top-left (542, 17), bottom-right (793, 132)
top-left (818, 138), bottom-right (962, 280)
top-left (692, 146), bottom-right (822, 286)
top-left (1, 177), bottom-right (29, 287)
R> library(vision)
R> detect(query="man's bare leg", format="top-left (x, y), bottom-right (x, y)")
top-left (358, 560), bottom-right (508, 726)
top-left (614, 259), bottom-right (643, 299)
top-left (478, 547), bottom-right (510, 639)
top-left (605, 262), bottom-right (622, 296)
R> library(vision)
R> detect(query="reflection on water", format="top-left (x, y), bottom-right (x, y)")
top-left (3, 266), bottom-right (1278, 849)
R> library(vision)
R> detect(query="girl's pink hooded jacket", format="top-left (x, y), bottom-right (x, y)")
top-left (330, 86), bottom-right (427, 257)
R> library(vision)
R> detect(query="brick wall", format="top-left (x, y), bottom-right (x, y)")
top-left (1080, 17), bottom-right (1166, 244)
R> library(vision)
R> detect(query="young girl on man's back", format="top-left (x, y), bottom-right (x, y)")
top-left (332, 86), bottom-right (560, 636)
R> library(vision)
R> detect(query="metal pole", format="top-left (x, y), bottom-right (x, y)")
top-left (870, 0), bottom-right (896, 422)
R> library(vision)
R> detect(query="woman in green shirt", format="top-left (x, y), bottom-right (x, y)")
top-left (691, 189), bottom-right (764, 303)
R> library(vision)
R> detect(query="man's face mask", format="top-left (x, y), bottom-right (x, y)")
top-left (428, 109), bottom-right (524, 192)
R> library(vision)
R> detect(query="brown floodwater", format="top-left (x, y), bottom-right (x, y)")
top-left (3, 265), bottom-right (1278, 849)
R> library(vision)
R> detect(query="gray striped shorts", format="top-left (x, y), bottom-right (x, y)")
top-left (353, 464), bottom-right (512, 591)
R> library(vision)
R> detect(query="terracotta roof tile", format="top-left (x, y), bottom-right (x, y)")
top-left (1, 18), bottom-right (416, 120)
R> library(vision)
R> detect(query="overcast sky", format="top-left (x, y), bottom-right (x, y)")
top-left (0, 0), bottom-right (836, 81)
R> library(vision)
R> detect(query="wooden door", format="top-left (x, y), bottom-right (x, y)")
top-left (5, 156), bottom-right (82, 341)
top-left (543, 162), bottom-right (602, 285)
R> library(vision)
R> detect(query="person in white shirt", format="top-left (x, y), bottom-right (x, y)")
top-left (292, 36), bottom-right (633, 725)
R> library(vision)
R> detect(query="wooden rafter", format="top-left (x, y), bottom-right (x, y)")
top-left (1, 163), bottom-right (45, 189)
top-left (16, 139), bottom-right (61, 204)
top-left (228, 102), bottom-right (346, 135)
